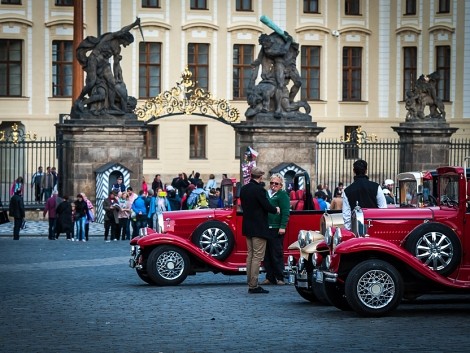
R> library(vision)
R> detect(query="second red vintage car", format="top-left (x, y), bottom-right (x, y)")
top-left (129, 172), bottom-right (338, 285)
top-left (318, 161), bottom-right (470, 316)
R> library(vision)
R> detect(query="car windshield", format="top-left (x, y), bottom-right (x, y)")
top-left (439, 174), bottom-right (459, 205)
top-left (399, 180), bottom-right (417, 206)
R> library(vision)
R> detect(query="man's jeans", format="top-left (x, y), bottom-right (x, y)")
top-left (75, 216), bottom-right (86, 241)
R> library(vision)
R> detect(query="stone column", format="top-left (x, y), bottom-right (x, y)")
top-left (56, 118), bottom-right (146, 202)
top-left (392, 121), bottom-right (458, 172)
top-left (234, 115), bottom-right (325, 179)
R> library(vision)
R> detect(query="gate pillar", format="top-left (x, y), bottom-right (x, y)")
top-left (56, 119), bottom-right (146, 208)
top-left (234, 116), bottom-right (325, 183)
top-left (392, 121), bottom-right (458, 172)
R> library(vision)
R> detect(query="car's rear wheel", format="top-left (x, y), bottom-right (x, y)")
top-left (146, 246), bottom-right (190, 286)
top-left (345, 259), bottom-right (403, 317)
top-left (192, 221), bottom-right (234, 260)
top-left (405, 223), bottom-right (461, 276)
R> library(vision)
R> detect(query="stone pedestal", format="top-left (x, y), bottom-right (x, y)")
top-left (56, 117), bottom-right (146, 202)
top-left (392, 121), bottom-right (458, 172)
top-left (234, 114), bottom-right (325, 179)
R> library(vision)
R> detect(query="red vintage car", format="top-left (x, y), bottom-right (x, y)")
top-left (287, 169), bottom-right (438, 304)
top-left (129, 172), bottom-right (336, 285)
top-left (318, 161), bottom-right (470, 316)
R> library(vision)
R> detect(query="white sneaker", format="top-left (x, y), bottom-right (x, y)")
top-left (82, 239), bottom-right (86, 242)
top-left (71, 238), bottom-right (75, 242)
top-left (113, 239), bottom-right (117, 241)
top-left (105, 240), bottom-right (110, 243)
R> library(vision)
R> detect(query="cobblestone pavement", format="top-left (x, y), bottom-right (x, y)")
top-left (0, 220), bottom-right (104, 238)
top-left (1, 238), bottom-right (470, 353)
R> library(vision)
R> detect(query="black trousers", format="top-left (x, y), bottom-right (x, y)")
top-left (13, 218), bottom-right (22, 239)
top-left (104, 219), bottom-right (118, 240)
top-left (263, 228), bottom-right (285, 283)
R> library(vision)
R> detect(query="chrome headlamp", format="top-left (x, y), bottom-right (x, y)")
top-left (298, 257), bottom-right (306, 272)
top-left (333, 227), bottom-right (342, 249)
top-left (324, 227), bottom-right (333, 247)
top-left (298, 230), bottom-right (316, 248)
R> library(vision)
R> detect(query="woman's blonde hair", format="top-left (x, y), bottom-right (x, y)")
top-left (270, 173), bottom-right (285, 188)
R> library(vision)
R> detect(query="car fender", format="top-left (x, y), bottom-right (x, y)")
top-left (136, 232), bottom-right (241, 272)
top-left (334, 237), bottom-right (469, 289)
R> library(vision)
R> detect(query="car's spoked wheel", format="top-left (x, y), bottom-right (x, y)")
top-left (345, 259), bottom-right (403, 317)
top-left (192, 221), bottom-right (234, 260)
top-left (147, 246), bottom-right (190, 286)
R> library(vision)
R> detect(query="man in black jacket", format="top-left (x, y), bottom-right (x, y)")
top-left (342, 159), bottom-right (387, 230)
top-left (9, 190), bottom-right (25, 240)
top-left (240, 167), bottom-right (279, 294)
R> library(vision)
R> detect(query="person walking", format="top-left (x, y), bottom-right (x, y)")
top-left (41, 167), bottom-right (55, 202)
top-left (261, 173), bottom-right (290, 286)
top-left (103, 191), bottom-right (119, 242)
top-left (56, 196), bottom-right (73, 240)
top-left (31, 166), bottom-right (44, 202)
top-left (342, 159), bottom-right (387, 230)
top-left (10, 176), bottom-right (24, 197)
top-left (131, 190), bottom-right (147, 237)
top-left (9, 189), bottom-right (25, 240)
top-left (74, 194), bottom-right (88, 242)
top-left (240, 167), bottom-right (279, 294)
top-left (43, 190), bottom-right (59, 240)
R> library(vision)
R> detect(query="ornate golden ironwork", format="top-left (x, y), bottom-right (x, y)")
top-left (135, 67), bottom-right (240, 123)
top-left (340, 126), bottom-right (378, 145)
top-left (0, 123), bottom-right (38, 144)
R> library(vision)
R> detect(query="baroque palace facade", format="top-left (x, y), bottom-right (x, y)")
top-left (0, 0), bottom-right (469, 186)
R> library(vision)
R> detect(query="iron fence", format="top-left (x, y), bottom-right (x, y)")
top-left (0, 138), bottom-right (61, 208)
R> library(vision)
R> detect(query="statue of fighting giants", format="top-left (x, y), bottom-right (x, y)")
top-left (246, 16), bottom-right (311, 119)
top-left (405, 71), bottom-right (446, 122)
top-left (72, 18), bottom-right (142, 118)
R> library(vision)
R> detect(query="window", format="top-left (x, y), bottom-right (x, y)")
top-left (233, 44), bottom-right (254, 99)
top-left (345, 0), bottom-right (360, 15)
top-left (0, 39), bottom-right (22, 97)
top-left (404, 0), bottom-right (416, 15)
top-left (438, 0), bottom-right (450, 13)
top-left (52, 40), bottom-right (73, 97)
top-left (144, 125), bottom-right (158, 158)
top-left (139, 42), bottom-right (161, 98)
top-left (342, 47), bottom-right (362, 101)
top-left (190, 0), bottom-right (207, 10)
top-left (190, 125), bottom-right (206, 159)
top-left (55, 0), bottom-right (73, 5)
top-left (236, 0), bottom-right (252, 11)
top-left (436, 45), bottom-right (450, 101)
top-left (403, 47), bottom-right (417, 100)
top-left (301, 46), bottom-right (321, 100)
top-left (188, 43), bottom-right (209, 91)
top-left (344, 125), bottom-right (359, 160)
top-left (304, 0), bottom-right (319, 13)
top-left (1, 0), bottom-right (22, 4)
top-left (142, 0), bottom-right (160, 7)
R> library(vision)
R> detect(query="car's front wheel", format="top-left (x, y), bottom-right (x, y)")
top-left (323, 282), bottom-right (351, 311)
top-left (295, 286), bottom-right (318, 302)
top-left (146, 246), bottom-right (190, 286)
top-left (345, 259), bottom-right (403, 317)
top-left (136, 269), bottom-right (156, 285)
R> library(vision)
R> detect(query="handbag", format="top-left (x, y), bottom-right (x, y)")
top-left (87, 209), bottom-right (95, 222)
top-left (21, 219), bottom-right (26, 229)
top-left (0, 210), bottom-right (9, 225)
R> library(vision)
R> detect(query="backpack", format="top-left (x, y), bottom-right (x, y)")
top-left (196, 192), bottom-right (209, 209)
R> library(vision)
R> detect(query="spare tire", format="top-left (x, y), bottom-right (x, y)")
top-left (404, 223), bottom-right (461, 276)
top-left (192, 221), bottom-right (235, 260)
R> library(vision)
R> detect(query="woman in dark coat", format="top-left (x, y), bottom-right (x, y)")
top-left (56, 196), bottom-right (73, 240)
